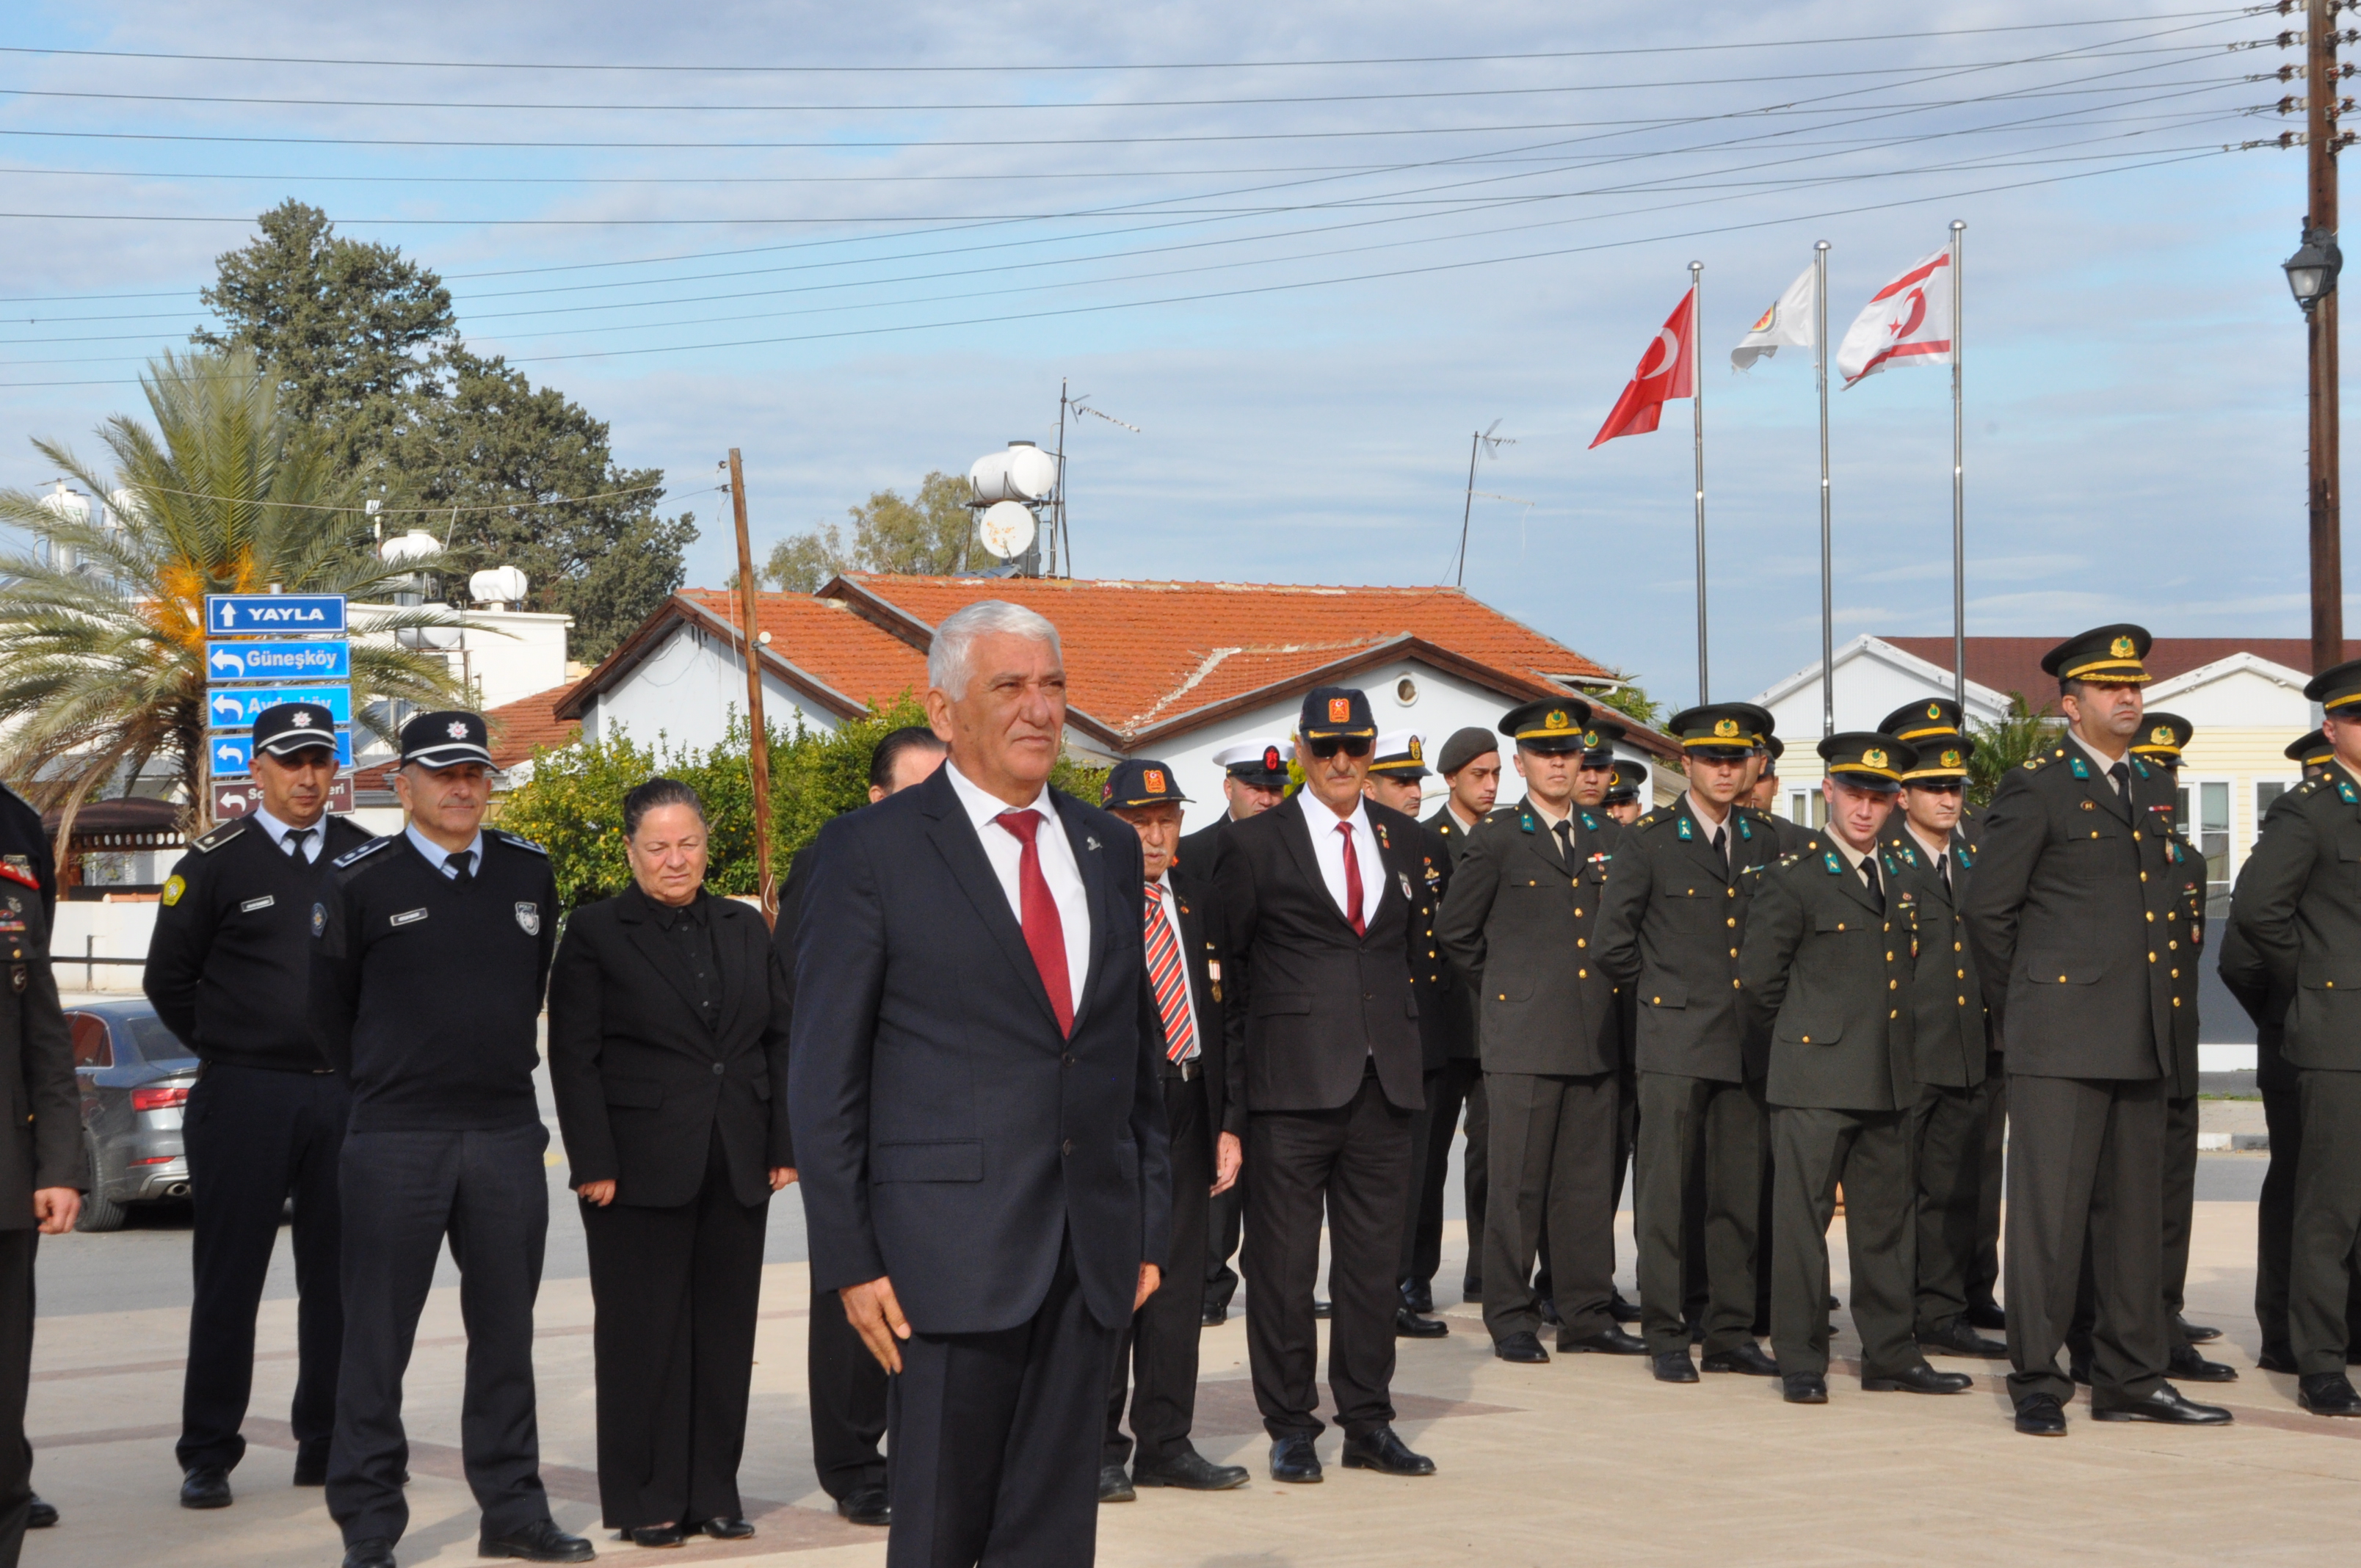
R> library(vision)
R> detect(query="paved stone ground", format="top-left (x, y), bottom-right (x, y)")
top-left (15, 1199), bottom-right (2346, 1568)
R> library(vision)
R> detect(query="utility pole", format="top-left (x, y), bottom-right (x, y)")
top-left (726, 449), bottom-right (777, 927)
top-left (1457, 431), bottom-right (1481, 588)
top-left (2310, 0), bottom-right (2346, 675)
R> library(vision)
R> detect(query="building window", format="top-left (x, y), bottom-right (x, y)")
top-left (2174, 780), bottom-right (2232, 918)
top-left (2257, 778), bottom-right (2294, 826)
top-left (1788, 789), bottom-right (1826, 829)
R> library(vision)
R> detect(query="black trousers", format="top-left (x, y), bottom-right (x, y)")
top-left (178, 1064), bottom-right (349, 1474)
top-left (1107, 1074), bottom-right (1212, 1468)
top-left (581, 1132), bottom-right (767, 1529)
top-left (2291, 1069), bottom-right (2361, 1371)
top-left (327, 1123), bottom-right (552, 1547)
top-left (0, 1230), bottom-right (36, 1568)
top-left (1204, 1166), bottom-right (1245, 1315)
top-left (1969, 1053), bottom-right (2006, 1315)
top-left (1404, 1057), bottom-right (1486, 1295)
top-left (887, 1232), bottom-right (1110, 1568)
top-left (1635, 1072), bottom-right (1763, 1356)
top-left (2002, 1075), bottom-right (2166, 1407)
top-left (1770, 1106), bottom-right (1918, 1379)
top-left (2257, 1074), bottom-right (2361, 1361)
top-left (2161, 1091), bottom-right (2199, 1347)
top-left (1244, 1071), bottom-right (1413, 1440)
top-left (1481, 1072), bottom-right (1618, 1342)
top-left (1909, 1077), bottom-right (1992, 1335)
top-left (809, 1280), bottom-right (890, 1500)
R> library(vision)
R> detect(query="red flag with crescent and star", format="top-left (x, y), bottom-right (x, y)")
top-left (1589, 286), bottom-right (1697, 449)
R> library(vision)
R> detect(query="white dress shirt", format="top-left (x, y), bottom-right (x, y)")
top-left (1301, 794), bottom-right (1384, 931)
top-left (946, 760), bottom-right (1092, 1017)
top-left (253, 805), bottom-right (326, 863)
top-left (1147, 871), bottom-right (1202, 1061)
top-left (405, 823), bottom-right (486, 879)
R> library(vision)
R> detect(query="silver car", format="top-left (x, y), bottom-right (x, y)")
top-left (68, 998), bottom-right (199, 1231)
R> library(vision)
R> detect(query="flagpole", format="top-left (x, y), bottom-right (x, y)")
top-left (1949, 220), bottom-right (1967, 710)
top-left (1816, 240), bottom-right (1833, 739)
top-left (1691, 260), bottom-right (1708, 705)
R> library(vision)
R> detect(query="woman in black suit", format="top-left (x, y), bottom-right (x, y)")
top-left (548, 778), bottom-right (794, 1548)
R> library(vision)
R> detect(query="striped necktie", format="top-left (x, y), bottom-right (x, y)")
top-left (1143, 881), bottom-right (1199, 1064)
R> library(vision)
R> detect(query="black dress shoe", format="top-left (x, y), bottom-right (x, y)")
top-left (1918, 1318), bottom-right (2008, 1358)
top-left (2068, 1359), bottom-right (2092, 1387)
top-left (2260, 1346), bottom-right (2299, 1375)
top-left (1863, 1362), bottom-right (1974, 1394)
top-left (692, 1517), bottom-right (755, 1540)
top-left (1395, 1307), bottom-right (1449, 1339)
top-left (2090, 1384), bottom-right (2233, 1426)
top-left (2299, 1371), bottom-right (2361, 1415)
top-left (1134, 1448), bottom-right (1250, 1490)
top-left (1340, 1425), bottom-right (1435, 1476)
top-left (1098, 1464), bottom-right (1136, 1503)
top-left (1651, 1349), bottom-right (1699, 1384)
top-left (2175, 1313), bottom-right (2222, 1344)
top-left (1609, 1291), bottom-right (1642, 1324)
top-left (479, 1519), bottom-right (596, 1562)
top-left (1462, 1277), bottom-right (1483, 1304)
top-left (624, 1524), bottom-right (685, 1547)
top-left (1399, 1279), bottom-right (1435, 1314)
top-left (1269, 1434), bottom-right (1322, 1484)
top-left (1966, 1302), bottom-right (2006, 1332)
top-left (1313, 1299), bottom-right (1332, 1320)
top-left (1559, 1326), bottom-right (1649, 1356)
top-left (1700, 1343), bottom-right (1780, 1376)
top-left (2013, 1394), bottom-right (2067, 1436)
top-left (1782, 1373), bottom-right (1828, 1404)
top-left (343, 1540), bottom-right (398, 1568)
top-left (180, 1466), bottom-right (232, 1509)
top-left (1202, 1303), bottom-right (1227, 1327)
top-left (1537, 1296), bottom-right (1562, 1326)
top-left (2168, 1344), bottom-right (2239, 1383)
top-left (1493, 1330), bottom-right (1550, 1364)
top-left (25, 1495), bottom-right (55, 1528)
top-left (835, 1485), bottom-right (891, 1526)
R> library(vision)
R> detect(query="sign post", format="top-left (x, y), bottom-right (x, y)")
top-left (201, 593), bottom-right (352, 821)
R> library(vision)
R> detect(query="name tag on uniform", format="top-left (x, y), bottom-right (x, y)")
top-left (390, 908), bottom-right (429, 927)
top-left (240, 895), bottom-right (276, 912)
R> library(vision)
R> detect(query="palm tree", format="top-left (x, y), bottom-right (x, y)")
top-left (1966, 691), bottom-right (2064, 807)
top-left (0, 348), bottom-right (468, 841)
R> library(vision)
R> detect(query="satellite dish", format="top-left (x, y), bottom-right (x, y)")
top-left (968, 442), bottom-right (1058, 504)
top-left (468, 565), bottom-right (529, 606)
top-left (379, 530), bottom-right (443, 567)
top-left (976, 500), bottom-right (1037, 562)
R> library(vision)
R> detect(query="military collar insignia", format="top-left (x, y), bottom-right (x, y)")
top-left (1678, 817), bottom-right (1694, 841)
top-left (2340, 779), bottom-right (2359, 806)
top-left (2133, 757), bottom-right (2151, 780)
top-left (1956, 846), bottom-right (1974, 868)
top-left (1581, 811), bottom-right (1599, 830)
top-left (1738, 816), bottom-right (1753, 841)
top-left (1520, 809), bottom-right (1536, 834)
top-left (2068, 754), bottom-right (2090, 780)
top-left (1824, 851), bottom-right (1843, 876)
top-left (1896, 843), bottom-right (1918, 865)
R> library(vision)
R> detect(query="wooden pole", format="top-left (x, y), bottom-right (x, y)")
top-left (2310, 0), bottom-right (2344, 675)
top-left (728, 449), bottom-right (777, 927)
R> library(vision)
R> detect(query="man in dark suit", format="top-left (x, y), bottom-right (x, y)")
top-left (777, 725), bottom-right (946, 1530)
top-left (1215, 686), bottom-right (1437, 1484)
top-left (1874, 700), bottom-right (2005, 1362)
top-left (790, 600), bottom-right (1170, 1567)
top-left (1410, 727), bottom-right (1497, 1310)
top-left (1597, 704), bottom-right (1785, 1384)
top-left (1098, 759), bottom-right (1250, 1500)
top-left (1436, 700), bottom-right (1646, 1365)
top-left (1962, 625), bottom-right (2230, 1437)
top-left (1183, 738), bottom-right (1288, 1325)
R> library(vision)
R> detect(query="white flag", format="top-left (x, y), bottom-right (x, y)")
top-left (1730, 263), bottom-right (1816, 371)
top-left (1838, 248), bottom-right (1953, 385)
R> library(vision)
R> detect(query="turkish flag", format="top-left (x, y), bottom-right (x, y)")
top-left (1589, 287), bottom-right (1697, 449)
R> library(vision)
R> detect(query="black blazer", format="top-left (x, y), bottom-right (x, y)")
top-left (0, 885), bottom-right (77, 1224)
top-left (1214, 791), bottom-right (1426, 1114)
top-left (788, 766), bottom-right (1172, 1337)
top-left (548, 886), bottom-right (793, 1210)
top-left (1164, 866), bottom-right (1247, 1150)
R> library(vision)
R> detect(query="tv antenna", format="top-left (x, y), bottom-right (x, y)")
top-left (1454, 420), bottom-right (1517, 587)
top-left (1051, 380), bottom-right (1139, 579)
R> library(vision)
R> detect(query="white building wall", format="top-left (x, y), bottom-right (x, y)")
top-left (348, 604), bottom-right (574, 711)
top-left (579, 622), bottom-right (841, 757)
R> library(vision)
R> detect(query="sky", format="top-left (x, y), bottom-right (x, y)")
top-left (0, 0), bottom-right (2319, 707)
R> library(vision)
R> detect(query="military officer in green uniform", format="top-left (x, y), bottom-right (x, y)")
top-left (1602, 761), bottom-right (1647, 827)
top-left (2230, 658), bottom-right (2361, 1415)
top-left (2289, 729), bottom-right (2335, 779)
top-left (1741, 733), bottom-right (1973, 1405)
top-left (1873, 700), bottom-right (2003, 1360)
top-left (1599, 703), bottom-right (1785, 1383)
top-left (1962, 625), bottom-right (2230, 1436)
top-left (1437, 700), bottom-right (1648, 1365)
top-left (1570, 718), bottom-right (1626, 813)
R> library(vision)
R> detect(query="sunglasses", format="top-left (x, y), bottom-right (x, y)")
top-left (1307, 736), bottom-right (1374, 760)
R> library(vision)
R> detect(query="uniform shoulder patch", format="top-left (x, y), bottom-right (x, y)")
top-left (330, 836), bottom-right (396, 872)
top-left (191, 819), bottom-right (249, 853)
top-left (487, 828), bottom-right (549, 856)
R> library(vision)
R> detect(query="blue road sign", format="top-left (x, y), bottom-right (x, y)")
top-left (204, 640), bottom-right (349, 683)
top-left (205, 593), bottom-right (347, 636)
top-left (208, 730), bottom-right (354, 778)
top-left (205, 685), bottom-right (352, 731)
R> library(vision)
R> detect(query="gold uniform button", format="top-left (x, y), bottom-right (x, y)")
top-left (2172, 996), bottom-right (2182, 1007)
top-left (1653, 996), bottom-right (1661, 1005)
top-left (1837, 923), bottom-right (1846, 931)
top-left (1498, 993), bottom-right (1507, 1001)
top-left (1578, 968), bottom-right (1587, 978)
top-left (1889, 979), bottom-right (1898, 990)
top-left (2058, 975), bottom-right (2068, 983)
top-left (1577, 937), bottom-right (1587, 948)
top-left (2172, 968), bottom-right (2180, 979)
top-left (1733, 979), bottom-right (1742, 989)
top-left (2145, 912), bottom-right (2154, 922)
top-left (1727, 917), bottom-right (1737, 928)
top-left (1957, 995), bottom-right (1967, 1005)
top-left (1729, 948), bottom-right (1738, 957)
top-left (1954, 941), bottom-right (1962, 951)
top-left (1802, 1035), bottom-right (1810, 1043)
top-left (1956, 968), bottom-right (1965, 978)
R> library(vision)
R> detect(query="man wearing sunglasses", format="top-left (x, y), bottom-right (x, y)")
top-left (1877, 700), bottom-right (2005, 1364)
top-left (1214, 687), bottom-right (1437, 1484)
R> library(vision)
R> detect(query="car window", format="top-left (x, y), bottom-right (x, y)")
top-left (117, 1014), bottom-right (195, 1067)
top-left (68, 1014), bottom-right (111, 1070)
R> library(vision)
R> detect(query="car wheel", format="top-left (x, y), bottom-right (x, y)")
top-left (75, 1138), bottom-right (126, 1233)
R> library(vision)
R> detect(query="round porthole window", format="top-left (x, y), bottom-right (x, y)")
top-left (1396, 676), bottom-right (1418, 705)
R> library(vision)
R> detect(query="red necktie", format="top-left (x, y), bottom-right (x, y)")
top-left (1336, 821), bottom-right (1366, 939)
top-left (1143, 882), bottom-right (1199, 1063)
top-left (994, 810), bottom-right (1074, 1037)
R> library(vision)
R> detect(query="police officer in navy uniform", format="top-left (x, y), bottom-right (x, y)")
top-left (313, 711), bottom-right (587, 1568)
top-left (145, 703), bottom-right (376, 1510)
top-left (1962, 625), bottom-right (2230, 1437)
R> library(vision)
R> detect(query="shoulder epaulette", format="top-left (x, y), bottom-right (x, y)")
top-left (331, 835), bottom-right (396, 871)
top-left (1777, 852), bottom-right (1805, 868)
top-left (1636, 810), bottom-right (1664, 830)
top-left (0, 860), bottom-right (35, 893)
top-left (192, 819), bottom-right (250, 853)
top-left (2022, 750), bottom-right (2054, 772)
top-left (488, 827), bottom-right (549, 856)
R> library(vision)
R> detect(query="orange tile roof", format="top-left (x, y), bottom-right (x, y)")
top-left (675, 588), bottom-right (930, 711)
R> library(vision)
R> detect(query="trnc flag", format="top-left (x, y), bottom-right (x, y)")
top-left (1837, 248), bottom-right (1953, 385)
top-left (1589, 288), bottom-right (1697, 448)
top-left (1730, 263), bottom-right (1816, 371)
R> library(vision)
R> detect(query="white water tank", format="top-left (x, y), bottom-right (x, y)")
top-left (469, 565), bottom-right (529, 607)
top-left (379, 530), bottom-right (444, 567)
top-left (968, 440), bottom-right (1058, 504)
